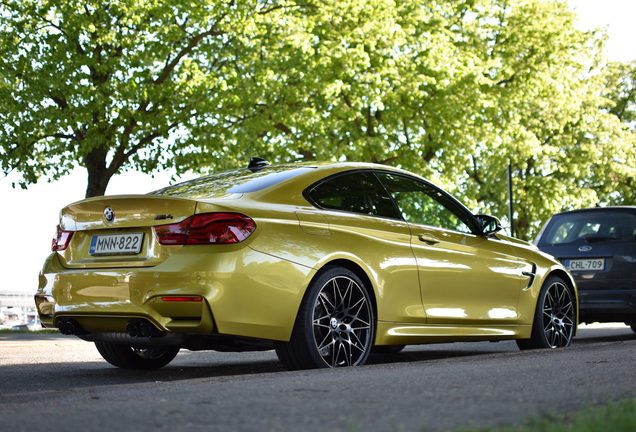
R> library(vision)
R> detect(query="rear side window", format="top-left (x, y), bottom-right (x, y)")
top-left (150, 166), bottom-right (313, 198)
top-left (539, 210), bottom-right (636, 245)
top-left (305, 172), bottom-right (400, 219)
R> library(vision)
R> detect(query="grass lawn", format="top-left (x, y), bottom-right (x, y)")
top-left (461, 398), bottom-right (636, 432)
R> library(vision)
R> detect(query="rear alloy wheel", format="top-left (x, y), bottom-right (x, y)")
top-left (95, 341), bottom-right (180, 369)
top-left (275, 267), bottom-right (375, 370)
top-left (517, 276), bottom-right (575, 350)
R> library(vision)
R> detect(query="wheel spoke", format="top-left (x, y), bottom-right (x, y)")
top-left (341, 280), bottom-right (353, 310)
top-left (334, 279), bottom-right (347, 310)
top-left (561, 301), bottom-right (573, 317)
top-left (350, 322), bottom-right (370, 332)
top-left (557, 285), bottom-right (567, 307)
top-left (314, 310), bottom-right (330, 322)
top-left (342, 340), bottom-right (353, 366)
top-left (349, 295), bottom-right (367, 317)
top-left (333, 340), bottom-right (348, 367)
top-left (319, 292), bottom-right (335, 315)
top-left (317, 331), bottom-right (334, 351)
top-left (550, 326), bottom-right (558, 347)
top-left (313, 322), bottom-right (331, 330)
top-left (350, 331), bottom-right (366, 353)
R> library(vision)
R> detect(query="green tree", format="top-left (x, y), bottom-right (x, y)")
top-left (455, 0), bottom-right (635, 240)
top-left (238, 0), bottom-right (635, 240)
top-left (604, 61), bottom-right (636, 126)
top-left (2, 0), bottom-right (634, 241)
top-left (0, 0), bottom-right (311, 197)
top-left (598, 61), bottom-right (636, 206)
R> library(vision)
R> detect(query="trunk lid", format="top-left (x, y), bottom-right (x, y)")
top-left (57, 195), bottom-right (197, 269)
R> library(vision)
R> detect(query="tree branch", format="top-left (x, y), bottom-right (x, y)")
top-left (154, 2), bottom-right (235, 86)
top-left (274, 122), bottom-right (299, 140)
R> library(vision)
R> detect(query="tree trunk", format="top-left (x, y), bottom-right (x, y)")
top-left (84, 147), bottom-right (113, 198)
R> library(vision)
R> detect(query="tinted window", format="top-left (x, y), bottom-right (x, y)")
top-left (539, 210), bottom-right (636, 245)
top-left (376, 173), bottom-right (475, 233)
top-left (306, 172), bottom-right (400, 218)
top-left (150, 166), bottom-right (314, 198)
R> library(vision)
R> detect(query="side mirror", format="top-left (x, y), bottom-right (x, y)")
top-left (476, 214), bottom-right (503, 236)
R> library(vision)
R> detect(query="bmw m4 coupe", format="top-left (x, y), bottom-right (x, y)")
top-left (36, 159), bottom-right (578, 370)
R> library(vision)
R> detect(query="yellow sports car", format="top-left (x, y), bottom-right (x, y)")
top-left (35, 159), bottom-right (577, 370)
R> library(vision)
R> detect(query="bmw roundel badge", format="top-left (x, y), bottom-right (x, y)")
top-left (104, 207), bottom-right (115, 222)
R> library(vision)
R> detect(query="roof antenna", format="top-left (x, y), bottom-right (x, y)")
top-left (247, 157), bottom-right (270, 172)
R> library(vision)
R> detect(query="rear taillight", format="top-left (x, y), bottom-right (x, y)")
top-left (52, 225), bottom-right (73, 251)
top-left (153, 212), bottom-right (256, 245)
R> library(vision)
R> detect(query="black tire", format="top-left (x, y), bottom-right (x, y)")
top-left (275, 266), bottom-right (375, 370)
top-left (372, 345), bottom-right (406, 354)
top-left (517, 276), bottom-right (576, 350)
top-left (629, 324), bottom-right (636, 334)
top-left (94, 341), bottom-right (179, 370)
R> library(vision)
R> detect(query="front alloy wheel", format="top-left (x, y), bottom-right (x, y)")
top-left (275, 267), bottom-right (375, 370)
top-left (517, 276), bottom-right (575, 350)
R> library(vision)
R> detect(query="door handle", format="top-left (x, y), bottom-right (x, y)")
top-left (418, 233), bottom-right (441, 245)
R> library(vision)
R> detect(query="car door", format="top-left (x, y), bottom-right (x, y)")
top-left (304, 171), bottom-right (425, 323)
top-left (376, 172), bottom-right (526, 326)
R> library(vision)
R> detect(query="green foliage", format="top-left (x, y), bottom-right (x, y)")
top-left (459, 398), bottom-right (636, 432)
top-left (604, 61), bottom-right (636, 126)
top-left (1, 0), bottom-right (635, 240)
top-left (0, 0), bottom-right (295, 196)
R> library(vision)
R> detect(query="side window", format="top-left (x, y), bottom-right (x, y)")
top-left (306, 172), bottom-right (400, 219)
top-left (376, 173), bottom-right (475, 233)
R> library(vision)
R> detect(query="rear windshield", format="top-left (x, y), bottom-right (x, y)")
top-left (539, 210), bottom-right (636, 246)
top-left (149, 166), bottom-right (314, 198)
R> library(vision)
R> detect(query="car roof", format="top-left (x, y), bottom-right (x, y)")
top-left (552, 206), bottom-right (636, 216)
top-left (149, 162), bottom-right (424, 200)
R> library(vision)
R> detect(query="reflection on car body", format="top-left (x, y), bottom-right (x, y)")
top-left (36, 159), bottom-right (578, 370)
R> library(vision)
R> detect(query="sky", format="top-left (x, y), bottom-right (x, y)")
top-left (1, 0), bottom-right (635, 294)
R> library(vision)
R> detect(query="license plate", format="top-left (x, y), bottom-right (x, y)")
top-left (566, 258), bottom-right (605, 271)
top-left (90, 233), bottom-right (144, 255)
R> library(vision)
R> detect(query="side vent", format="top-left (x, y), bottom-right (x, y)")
top-left (522, 263), bottom-right (537, 289)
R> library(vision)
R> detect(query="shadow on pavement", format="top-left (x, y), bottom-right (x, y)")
top-left (1, 327), bottom-right (634, 396)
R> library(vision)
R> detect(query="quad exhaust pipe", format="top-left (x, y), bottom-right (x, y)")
top-left (126, 320), bottom-right (160, 338)
top-left (57, 319), bottom-right (88, 336)
top-left (58, 318), bottom-right (161, 338)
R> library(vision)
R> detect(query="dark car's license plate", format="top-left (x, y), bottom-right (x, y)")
top-left (566, 258), bottom-right (604, 271)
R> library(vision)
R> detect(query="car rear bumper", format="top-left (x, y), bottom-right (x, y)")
top-left (579, 289), bottom-right (636, 323)
top-left (35, 246), bottom-right (314, 342)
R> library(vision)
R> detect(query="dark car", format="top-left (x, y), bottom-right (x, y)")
top-left (535, 207), bottom-right (636, 331)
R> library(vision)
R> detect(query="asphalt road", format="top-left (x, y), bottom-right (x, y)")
top-left (1, 324), bottom-right (635, 432)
